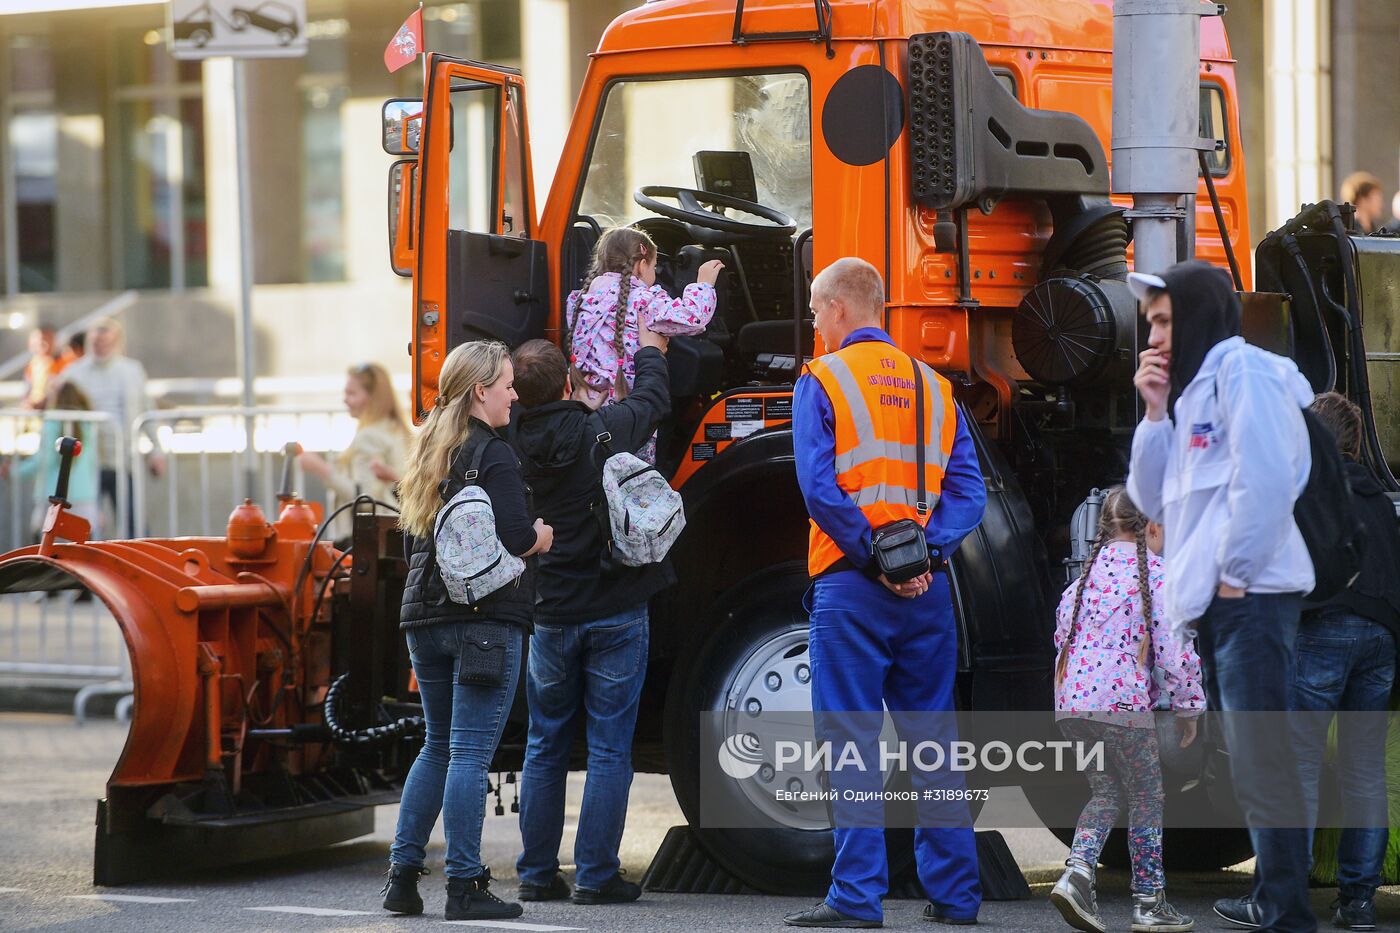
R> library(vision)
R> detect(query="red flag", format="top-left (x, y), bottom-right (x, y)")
top-left (384, 8), bottom-right (424, 74)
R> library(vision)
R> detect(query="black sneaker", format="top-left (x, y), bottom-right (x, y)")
top-left (1333, 896), bottom-right (1376, 932)
top-left (923, 903), bottom-right (978, 925)
top-left (519, 871), bottom-right (571, 902)
top-left (783, 901), bottom-right (882, 928)
top-left (572, 871), bottom-right (642, 905)
top-left (1212, 896), bottom-right (1261, 929)
top-left (380, 863), bottom-right (427, 915)
top-left (445, 867), bottom-right (523, 921)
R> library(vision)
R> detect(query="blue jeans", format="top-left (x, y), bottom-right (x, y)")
top-left (390, 621), bottom-right (523, 879)
top-left (1292, 614), bottom-right (1395, 901)
top-left (516, 605), bottom-right (649, 890)
top-left (806, 571), bottom-right (981, 924)
top-left (1196, 592), bottom-right (1315, 933)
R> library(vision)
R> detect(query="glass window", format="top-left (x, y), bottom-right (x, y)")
top-left (10, 111), bottom-right (57, 292)
top-left (578, 73), bottom-right (812, 230)
top-left (448, 81), bottom-right (501, 234)
top-left (114, 28), bottom-right (206, 289)
top-left (502, 84), bottom-right (528, 237)
top-left (7, 35), bottom-right (57, 293)
top-left (1199, 84), bottom-right (1230, 175)
top-left (300, 11), bottom-right (350, 281)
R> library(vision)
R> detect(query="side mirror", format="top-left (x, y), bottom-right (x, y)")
top-left (382, 98), bottom-right (423, 155)
top-left (388, 160), bottom-right (417, 276)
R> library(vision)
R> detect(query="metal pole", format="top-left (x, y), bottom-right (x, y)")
top-left (1112, 0), bottom-right (1221, 275)
top-left (232, 60), bottom-right (257, 500)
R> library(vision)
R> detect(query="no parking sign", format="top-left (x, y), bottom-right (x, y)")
top-left (168, 0), bottom-right (308, 60)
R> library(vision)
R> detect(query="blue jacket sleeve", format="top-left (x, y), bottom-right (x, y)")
top-left (792, 372), bottom-right (874, 568)
top-left (926, 411), bottom-right (986, 557)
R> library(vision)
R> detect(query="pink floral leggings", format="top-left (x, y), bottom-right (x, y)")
top-left (1058, 717), bottom-right (1166, 893)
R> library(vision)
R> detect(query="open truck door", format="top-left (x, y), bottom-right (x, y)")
top-left (399, 55), bottom-right (545, 422)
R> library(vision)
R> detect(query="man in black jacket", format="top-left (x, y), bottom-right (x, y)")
top-left (1295, 393), bottom-right (1397, 931)
top-left (1218, 391), bottom-right (1399, 932)
top-left (507, 321), bottom-right (672, 906)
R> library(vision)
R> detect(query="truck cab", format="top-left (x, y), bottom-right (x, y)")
top-left (384, 0), bottom-right (1253, 891)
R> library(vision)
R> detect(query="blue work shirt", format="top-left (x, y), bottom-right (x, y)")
top-left (792, 327), bottom-right (987, 572)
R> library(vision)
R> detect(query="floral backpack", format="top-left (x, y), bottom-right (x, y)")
top-left (587, 413), bottom-right (685, 566)
top-left (430, 440), bottom-right (525, 606)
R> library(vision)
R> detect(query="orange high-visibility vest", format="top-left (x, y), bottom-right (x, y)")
top-left (805, 341), bottom-right (959, 577)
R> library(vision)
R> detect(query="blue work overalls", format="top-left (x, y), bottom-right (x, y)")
top-left (806, 569), bottom-right (982, 923)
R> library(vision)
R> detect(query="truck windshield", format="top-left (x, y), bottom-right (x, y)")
top-left (578, 72), bottom-right (812, 230)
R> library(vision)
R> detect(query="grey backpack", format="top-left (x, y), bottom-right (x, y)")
top-left (431, 441), bottom-right (525, 606)
top-left (588, 414), bottom-right (685, 566)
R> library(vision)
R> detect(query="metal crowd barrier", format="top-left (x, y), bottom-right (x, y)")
top-left (131, 405), bottom-right (347, 538)
top-left (0, 408), bottom-right (132, 716)
top-left (1, 404), bottom-right (351, 711)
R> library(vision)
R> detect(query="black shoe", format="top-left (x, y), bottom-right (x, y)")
top-left (1333, 896), bottom-right (1376, 932)
top-left (380, 863), bottom-right (427, 915)
top-left (572, 871), bottom-right (642, 905)
top-left (444, 867), bottom-right (523, 921)
top-left (519, 871), bottom-right (571, 902)
top-left (1212, 896), bottom-right (1261, 929)
top-left (783, 901), bottom-right (882, 928)
top-left (923, 903), bottom-right (978, 925)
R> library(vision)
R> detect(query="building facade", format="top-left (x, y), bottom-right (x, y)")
top-left (0, 0), bottom-right (1393, 393)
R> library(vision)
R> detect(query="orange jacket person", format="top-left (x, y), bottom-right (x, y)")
top-left (785, 258), bottom-right (986, 929)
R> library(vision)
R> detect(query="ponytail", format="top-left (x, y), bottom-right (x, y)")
top-left (1056, 532), bottom-right (1106, 687)
top-left (1135, 527), bottom-right (1154, 670)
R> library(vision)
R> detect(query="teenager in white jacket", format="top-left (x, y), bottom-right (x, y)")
top-left (1124, 261), bottom-right (1317, 933)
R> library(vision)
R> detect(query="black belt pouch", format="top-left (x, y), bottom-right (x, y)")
top-left (458, 621), bottom-right (511, 687)
top-left (871, 519), bottom-right (931, 583)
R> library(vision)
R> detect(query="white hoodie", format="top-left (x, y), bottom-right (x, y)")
top-left (1126, 336), bottom-right (1315, 642)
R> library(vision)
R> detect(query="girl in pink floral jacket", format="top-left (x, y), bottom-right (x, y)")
top-left (565, 227), bottom-right (724, 412)
top-left (1048, 485), bottom-right (1204, 933)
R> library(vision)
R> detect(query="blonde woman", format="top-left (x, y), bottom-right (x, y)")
top-left (299, 363), bottom-right (410, 543)
top-left (380, 341), bottom-right (552, 923)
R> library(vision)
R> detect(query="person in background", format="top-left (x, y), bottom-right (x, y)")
top-left (1049, 486), bottom-right (1202, 933)
top-left (14, 380), bottom-right (101, 538)
top-left (1339, 171), bottom-right (1385, 234)
top-left (1215, 392), bottom-right (1397, 933)
top-left (381, 341), bottom-right (552, 922)
top-left (298, 362), bottom-right (410, 546)
top-left (63, 331), bottom-right (85, 366)
top-left (20, 323), bottom-right (65, 410)
top-left (62, 317), bottom-right (165, 538)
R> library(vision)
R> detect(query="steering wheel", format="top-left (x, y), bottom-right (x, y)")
top-left (633, 186), bottom-right (797, 241)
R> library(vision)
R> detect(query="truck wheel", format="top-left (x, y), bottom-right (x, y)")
top-left (663, 566), bottom-right (916, 895)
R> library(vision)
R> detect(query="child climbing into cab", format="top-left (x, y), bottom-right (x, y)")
top-left (1049, 486), bottom-right (1204, 933)
top-left (566, 228), bottom-right (723, 457)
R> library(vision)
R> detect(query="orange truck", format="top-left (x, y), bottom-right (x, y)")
top-left (6, 0), bottom-right (1398, 891)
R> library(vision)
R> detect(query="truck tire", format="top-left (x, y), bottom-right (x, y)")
top-left (663, 565), bottom-right (917, 895)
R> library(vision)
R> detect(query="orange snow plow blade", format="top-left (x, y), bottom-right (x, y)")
top-left (0, 487), bottom-right (416, 884)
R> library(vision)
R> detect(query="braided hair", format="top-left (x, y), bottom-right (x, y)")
top-left (569, 226), bottom-right (656, 400)
top-left (1055, 486), bottom-right (1155, 687)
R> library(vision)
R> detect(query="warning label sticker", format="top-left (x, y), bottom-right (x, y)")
top-left (691, 443), bottom-right (717, 461)
top-left (724, 398), bottom-right (763, 422)
top-left (765, 397), bottom-right (793, 421)
top-left (730, 420), bottom-right (764, 439)
top-left (704, 423), bottom-right (732, 441)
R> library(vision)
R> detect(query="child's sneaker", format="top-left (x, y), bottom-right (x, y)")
top-left (1048, 859), bottom-right (1105, 933)
top-left (1131, 890), bottom-right (1194, 932)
